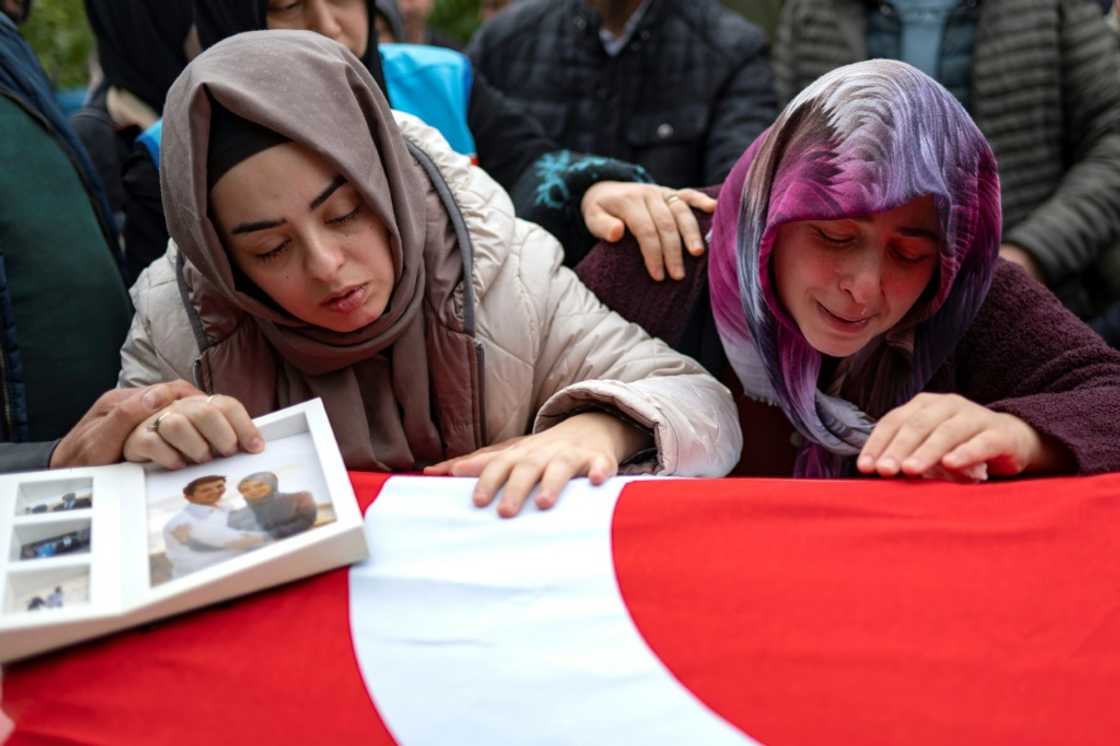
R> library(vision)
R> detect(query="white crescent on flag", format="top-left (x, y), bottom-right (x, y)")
top-left (351, 476), bottom-right (755, 745)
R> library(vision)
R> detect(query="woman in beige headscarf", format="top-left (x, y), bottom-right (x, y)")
top-left (117, 30), bottom-right (741, 517)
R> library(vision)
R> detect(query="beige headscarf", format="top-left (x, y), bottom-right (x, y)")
top-left (161, 30), bottom-right (463, 471)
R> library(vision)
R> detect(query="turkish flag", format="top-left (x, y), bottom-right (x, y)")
top-left (5, 472), bottom-right (1120, 745)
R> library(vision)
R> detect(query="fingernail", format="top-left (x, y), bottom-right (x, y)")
top-left (248, 437), bottom-right (264, 452)
top-left (879, 458), bottom-right (898, 473)
top-left (902, 458), bottom-right (920, 472)
top-left (142, 387), bottom-right (167, 411)
top-left (857, 455), bottom-right (872, 470)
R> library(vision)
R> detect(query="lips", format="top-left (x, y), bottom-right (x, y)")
top-left (322, 284), bottom-right (368, 314)
top-left (817, 301), bottom-right (873, 332)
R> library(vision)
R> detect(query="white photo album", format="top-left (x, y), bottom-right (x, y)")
top-left (0, 399), bottom-right (368, 663)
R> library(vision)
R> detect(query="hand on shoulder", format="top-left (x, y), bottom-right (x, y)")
top-left (581, 181), bottom-right (716, 282)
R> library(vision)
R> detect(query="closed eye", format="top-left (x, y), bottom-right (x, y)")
top-left (812, 226), bottom-right (854, 245)
top-left (893, 249), bottom-right (933, 264)
top-left (892, 235), bottom-right (940, 264)
top-left (256, 240), bottom-right (290, 262)
top-left (328, 204), bottom-right (362, 225)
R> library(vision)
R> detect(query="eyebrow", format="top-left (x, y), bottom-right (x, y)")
top-left (847, 217), bottom-right (940, 242)
top-left (231, 218), bottom-right (285, 235)
top-left (898, 227), bottom-right (941, 242)
top-left (228, 175), bottom-right (348, 235)
top-left (309, 175), bottom-right (346, 210)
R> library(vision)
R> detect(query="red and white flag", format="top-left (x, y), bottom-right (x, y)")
top-left (6, 472), bottom-right (1120, 745)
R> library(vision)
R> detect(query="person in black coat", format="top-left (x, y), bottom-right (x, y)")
top-left (468, 0), bottom-right (778, 189)
top-left (71, 0), bottom-right (195, 224)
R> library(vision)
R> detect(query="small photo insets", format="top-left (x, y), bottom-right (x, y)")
top-left (146, 432), bottom-right (334, 587)
top-left (15, 477), bottom-right (93, 516)
top-left (10, 518), bottom-right (92, 563)
top-left (4, 566), bottom-right (90, 614)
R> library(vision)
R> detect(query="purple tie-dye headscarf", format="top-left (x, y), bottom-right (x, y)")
top-left (709, 60), bottom-right (1001, 477)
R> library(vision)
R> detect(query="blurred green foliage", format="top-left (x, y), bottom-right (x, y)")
top-left (19, 0), bottom-right (93, 89)
top-left (431, 0), bottom-right (482, 45)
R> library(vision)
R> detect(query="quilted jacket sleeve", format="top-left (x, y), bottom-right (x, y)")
top-left (117, 249), bottom-right (198, 389)
top-left (1000, 1), bottom-right (1120, 284)
top-left (518, 224), bottom-right (742, 477)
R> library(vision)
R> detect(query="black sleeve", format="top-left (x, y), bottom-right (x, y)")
top-left (1090, 301), bottom-right (1120, 350)
top-left (468, 72), bottom-right (557, 192)
top-left (0, 440), bottom-right (57, 474)
top-left (508, 152), bottom-right (653, 266)
top-left (70, 102), bottom-right (127, 214)
top-left (701, 30), bottom-right (778, 184)
top-left (121, 146), bottom-right (170, 287)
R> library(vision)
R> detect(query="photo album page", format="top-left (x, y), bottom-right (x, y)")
top-left (0, 399), bottom-right (367, 662)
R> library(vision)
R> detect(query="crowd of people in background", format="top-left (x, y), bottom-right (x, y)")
top-left (1, 0), bottom-right (1120, 507)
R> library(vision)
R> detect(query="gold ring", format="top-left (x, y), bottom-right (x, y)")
top-left (664, 192), bottom-right (682, 206)
top-left (148, 411), bottom-right (170, 434)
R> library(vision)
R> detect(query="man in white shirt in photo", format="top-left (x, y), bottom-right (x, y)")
top-left (163, 474), bottom-right (269, 579)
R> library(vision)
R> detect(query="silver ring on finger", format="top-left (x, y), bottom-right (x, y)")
top-left (663, 191), bottom-right (682, 206)
top-left (148, 411), bottom-right (171, 435)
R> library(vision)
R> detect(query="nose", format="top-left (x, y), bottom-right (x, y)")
top-left (837, 247), bottom-right (883, 307)
top-left (302, 228), bottom-right (346, 284)
top-left (305, 0), bottom-right (343, 40)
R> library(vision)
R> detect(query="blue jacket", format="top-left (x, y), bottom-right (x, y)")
top-left (137, 44), bottom-right (478, 170)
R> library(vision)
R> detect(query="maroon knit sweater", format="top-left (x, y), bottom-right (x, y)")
top-left (576, 207), bottom-right (1120, 476)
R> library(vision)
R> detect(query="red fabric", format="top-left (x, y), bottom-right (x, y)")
top-left (612, 473), bottom-right (1120, 745)
top-left (3, 472), bottom-right (395, 746)
top-left (8, 472), bottom-right (1120, 745)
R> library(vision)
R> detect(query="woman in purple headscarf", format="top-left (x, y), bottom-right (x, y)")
top-left (578, 59), bottom-right (1120, 481)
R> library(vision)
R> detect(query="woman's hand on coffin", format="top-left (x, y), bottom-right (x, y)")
top-left (856, 393), bottom-right (1068, 480)
top-left (122, 394), bottom-right (265, 470)
top-left (581, 181), bottom-right (716, 281)
top-left (423, 412), bottom-right (652, 518)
